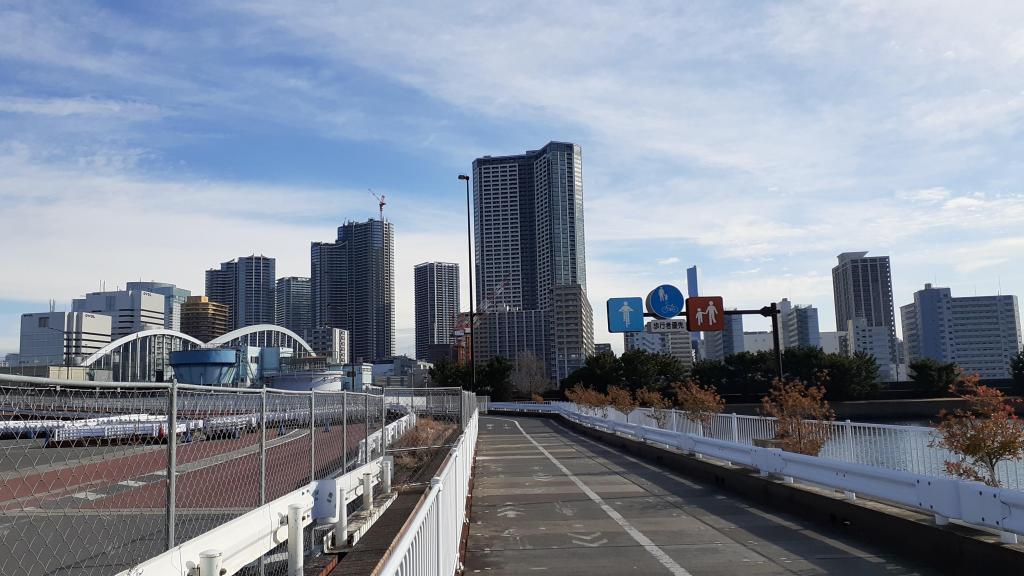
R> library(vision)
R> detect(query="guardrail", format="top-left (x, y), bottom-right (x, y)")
top-left (378, 391), bottom-right (479, 576)
top-left (118, 411), bottom-right (415, 576)
top-left (492, 402), bottom-right (1024, 544)
top-left (491, 401), bottom-right (1024, 491)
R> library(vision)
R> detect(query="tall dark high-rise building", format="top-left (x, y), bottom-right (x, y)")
top-left (832, 251), bottom-right (897, 380)
top-left (311, 219), bottom-right (394, 362)
top-left (414, 262), bottom-right (460, 362)
top-left (205, 255), bottom-right (276, 329)
top-left (472, 141), bottom-right (593, 381)
top-left (276, 276), bottom-right (311, 338)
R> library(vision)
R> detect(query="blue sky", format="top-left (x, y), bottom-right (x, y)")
top-left (3, 1), bottom-right (1024, 357)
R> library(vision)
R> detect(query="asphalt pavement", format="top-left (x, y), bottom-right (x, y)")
top-left (465, 415), bottom-right (939, 576)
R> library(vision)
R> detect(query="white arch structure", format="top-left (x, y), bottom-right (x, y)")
top-left (82, 329), bottom-right (205, 382)
top-left (206, 324), bottom-right (314, 355)
top-left (80, 325), bottom-right (313, 382)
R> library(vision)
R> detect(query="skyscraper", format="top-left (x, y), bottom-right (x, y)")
top-left (414, 262), bottom-right (460, 361)
top-left (276, 276), bottom-right (311, 338)
top-left (311, 219), bottom-right (395, 362)
top-left (472, 141), bottom-right (594, 381)
top-left (832, 252), bottom-right (897, 380)
top-left (205, 255), bottom-right (276, 329)
top-left (901, 284), bottom-right (1022, 379)
top-left (126, 282), bottom-right (191, 331)
top-left (703, 311), bottom-right (744, 360)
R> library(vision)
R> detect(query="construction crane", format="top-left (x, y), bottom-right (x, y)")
top-left (368, 189), bottom-right (386, 221)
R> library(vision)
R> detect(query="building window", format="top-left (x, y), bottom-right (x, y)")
top-left (38, 317), bottom-right (49, 328)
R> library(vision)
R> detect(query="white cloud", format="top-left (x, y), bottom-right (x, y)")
top-left (0, 96), bottom-right (163, 119)
top-left (657, 257), bottom-right (680, 266)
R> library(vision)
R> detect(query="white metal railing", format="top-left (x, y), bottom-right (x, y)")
top-left (493, 402), bottom-right (1024, 543)
top-left (378, 400), bottom-right (479, 576)
top-left (118, 411), bottom-right (416, 576)
top-left (490, 401), bottom-right (1024, 491)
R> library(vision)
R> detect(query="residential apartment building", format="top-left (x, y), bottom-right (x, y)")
top-left (276, 276), bottom-right (311, 338)
top-left (779, 298), bottom-right (821, 349)
top-left (205, 255), bottom-right (276, 329)
top-left (311, 219), bottom-right (395, 362)
top-left (832, 252), bottom-right (897, 380)
top-left (901, 284), bottom-right (1022, 379)
top-left (414, 262), bottom-right (460, 361)
top-left (472, 141), bottom-right (594, 381)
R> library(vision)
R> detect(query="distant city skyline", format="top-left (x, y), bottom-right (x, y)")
top-left (3, 3), bottom-right (1024, 358)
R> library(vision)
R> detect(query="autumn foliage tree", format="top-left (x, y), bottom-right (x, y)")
top-left (636, 388), bottom-right (672, 429)
top-left (931, 374), bottom-right (1024, 487)
top-left (674, 380), bottom-right (725, 436)
top-left (761, 378), bottom-right (834, 456)
top-left (565, 384), bottom-right (609, 418)
top-left (607, 386), bottom-right (638, 422)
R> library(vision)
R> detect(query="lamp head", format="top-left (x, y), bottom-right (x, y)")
top-left (457, 174), bottom-right (470, 181)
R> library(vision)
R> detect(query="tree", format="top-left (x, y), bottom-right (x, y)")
top-left (673, 380), bottom-right (725, 436)
top-left (561, 351), bottom-right (623, 393)
top-left (479, 356), bottom-right (514, 401)
top-left (932, 374), bottom-right (1024, 487)
top-left (1011, 350), bottom-right (1024, 393)
top-left (619, 349), bottom-right (687, 393)
top-left (429, 358), bottom-right (471, 389)
top-left (823, 351), bottom-right (881, 401)
top-left (761, 378), bottom-right (834, 456)
top-left (908, 358), bottom-right (958, 397)
top-left (636, 388), bottom-right (672, 429)
top-left (607, 386), bottom-right (638, 423)
top-left (513, 351), bottom-right (550, 397)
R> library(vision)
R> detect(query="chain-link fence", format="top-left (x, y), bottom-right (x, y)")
top-left (0, 374), bottom-right (385, 576)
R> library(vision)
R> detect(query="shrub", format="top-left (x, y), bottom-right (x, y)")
top-left (761, 378), bottom-right (834, 456)
top-left (607, 386), bottom-right (638, 422)
top-left (636, 388), bottom-right (672, 429)
top-left (674, 380), bottom-right (725, 436)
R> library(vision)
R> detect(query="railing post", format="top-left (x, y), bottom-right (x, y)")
top-left (383, 456), bottom-right (393, 494)
top-left (310, 393), bottom-right (316, 481)
top-left (432, 477), bottom-right (443, 575)
top-left (200, 550), bottom-right (222, 575)
top-left (730, 413), bottom-right (739, 443)
top-left (363, 472), bottom-right (374, 510)
top-left (335, 487), bottom-right (349, 550)
top-left (844, 419), bottom-right (854, 461)
top-left (364, 393), bottom-right (370, 464)
top-left (343, 393), bottom-right (348, 473)
top-left (288, 503), bottom-right (305, 576)
top-left (259, 391), bottom-right (267, 576)
top-left (166, 382), bottom-right (177, 551)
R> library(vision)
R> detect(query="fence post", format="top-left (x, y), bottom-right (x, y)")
top-left (730, 413), bottom-right (739, 443)
top-left (288, 503), bottom-right (304, 576)
top-left (844, 420), bottom-right (854, 461)
top-left (343, 393), bottom-right (348, 474)
top-left (364, 393), bottom-right (370, 464)
top-left (166, 382), bottom-right (177, 551)
top-left (310, 393), bottom-right (316, 481)
top-left (260, 392), bottom-right (267, 505)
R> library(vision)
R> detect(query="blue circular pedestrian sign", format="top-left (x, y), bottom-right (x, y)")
top-left (646, 284), bottom-right (684, 319)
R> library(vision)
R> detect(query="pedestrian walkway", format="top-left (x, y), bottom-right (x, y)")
top-left (465, 415), bottom-right (936, 575)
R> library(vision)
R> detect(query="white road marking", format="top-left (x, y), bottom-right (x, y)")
top-left (71, 491), bottom-right (103, 501)
top-left (118, 480), bottom-right (145, 487)
top-left (495, 417), bottom-right (693, 576)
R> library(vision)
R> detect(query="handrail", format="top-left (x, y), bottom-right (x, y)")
top-left (377, 391), bottom-right (479, 575)
top-left (494, 402), bottom-right (1023, 543)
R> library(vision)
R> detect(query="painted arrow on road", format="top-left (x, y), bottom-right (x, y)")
top-left (498, 504), bottom-right (524, 518)
top-left (568, 532), bottom-right (608, 547)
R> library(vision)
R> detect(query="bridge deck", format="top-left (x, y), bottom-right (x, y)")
top-left (466, 415), bottom-right (936, 575)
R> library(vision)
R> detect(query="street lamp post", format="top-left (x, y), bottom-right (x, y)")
top-left (457, 174), bottom-right (477, 391)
